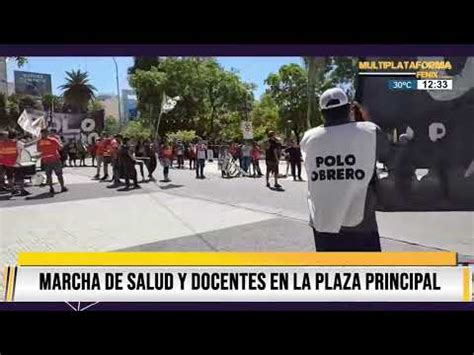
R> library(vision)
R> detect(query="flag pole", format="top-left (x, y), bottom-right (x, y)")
top-left (154, 110), bottom-right (163, 141)
top-left (154, 91), bottom-right (166, 141)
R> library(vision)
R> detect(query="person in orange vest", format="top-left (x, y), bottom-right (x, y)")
top-left (37, 128), bottom-right (68, 196)
top-left (107, 134), bottom-right (123, 188)
top-left (159, 142), bottom-right (174, 182)
top-left (0, 131), bottom-right (30, 196)
top-left (93, 132), bottom-right (107, 180)
top-left (101, 134), bottom-right (113, 181)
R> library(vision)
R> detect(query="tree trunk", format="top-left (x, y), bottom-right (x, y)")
top-left (306, 57), bottom-right (327, 129)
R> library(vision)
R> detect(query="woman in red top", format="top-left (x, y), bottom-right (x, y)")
top-left (159, 143), bottom-right (173, 182)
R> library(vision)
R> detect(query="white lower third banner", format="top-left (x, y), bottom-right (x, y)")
top-left (8, 266), bottom-right (472, 302)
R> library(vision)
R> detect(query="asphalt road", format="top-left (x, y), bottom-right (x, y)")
top-left (1, 160), bottom-right (472, 262)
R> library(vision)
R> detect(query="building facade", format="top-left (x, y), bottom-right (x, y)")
top-left (97, 94), bottom-right (119, 121)
top-left (121, 89), bottom-right (138, 123)
top-left (0, 57), bottom-right (7, 95)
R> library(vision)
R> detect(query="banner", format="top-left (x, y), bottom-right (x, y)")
top-left (3, 251), bottom-right (470, 303)
top-left (5, 266), bottom-right (471, 302)
top-left (28, 109), bottom-right (105, 145)
top-left (14, 71), bottom-right (52, 97)
top-left (356, 57), bottom-right (474, 211)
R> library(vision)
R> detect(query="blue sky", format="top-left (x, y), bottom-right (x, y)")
top-left (6, 56), bottom-right (301, 99)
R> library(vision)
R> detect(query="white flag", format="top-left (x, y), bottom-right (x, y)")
top-left (17, 110), bottom-right (45, 138)
top-left (161, 94), bottom-right (180, 113)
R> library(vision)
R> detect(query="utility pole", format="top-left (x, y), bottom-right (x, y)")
top-left (112, 57), bottom-right (122, 123)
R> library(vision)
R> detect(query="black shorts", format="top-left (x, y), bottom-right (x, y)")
top-left (266, 160), bottom-right (279, 173)
top-left (103, 156), bottom-right (112, 164)
top-left (43, 161), bottom-right (63, 177)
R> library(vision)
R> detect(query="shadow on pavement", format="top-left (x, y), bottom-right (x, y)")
top-left (269, 186), bottom-right (285, 192)
top-left (25, 192), bottom-right (54, 200)
top-left (0, 194), bottom-right (12, 201)
top-left (159, 184), bottom-right (184, 190)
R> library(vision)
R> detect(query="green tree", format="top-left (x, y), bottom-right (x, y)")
top-left (251, 93), bottom-right (280, 141)
top-left (128, 57), bottom-right (255, 141)
top-left (88, 99), bottom-right (104, 112)
top-left (128, 57), bottom-right (161, 75)
top-left (121, 120), bottom-right (152, 140)
top-left (326, 57), bottom-right (358, 98)
top-left (302, 57), bottom-right (358, 128)
top-left (42, 94), bottom-right (63, 113)
top-left (7, 57), bottom-right (28, 67)
top-left (104, 116), bottom-right (121, 135)
top-left (303, 57), bottom-right (329, 128)
top-left (166, 130), bottom-right (197, 143)
top-left (265, 64), bottom-right (308, 141)
top-left (19, 95), bottom-right (41, 111)
top-left (59, 70), bottom-right (97, 113)
top-left (128, 67), bottom-right (166, 133)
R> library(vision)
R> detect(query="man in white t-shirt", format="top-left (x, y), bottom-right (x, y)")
top-left (300, 88), bottom-right (390, 251)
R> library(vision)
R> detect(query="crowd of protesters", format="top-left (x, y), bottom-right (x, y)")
top-left (1, 124), bottom-right (306, 198)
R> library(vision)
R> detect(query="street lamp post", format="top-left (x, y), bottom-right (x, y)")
top-left (112, 57), bottom-right (122, 123)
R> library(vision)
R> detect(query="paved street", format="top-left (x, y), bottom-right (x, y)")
top-left (1, 159), bottom-right (473, 268)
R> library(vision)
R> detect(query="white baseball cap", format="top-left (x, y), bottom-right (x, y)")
top-left (319, 88), bottom-right (349, 110)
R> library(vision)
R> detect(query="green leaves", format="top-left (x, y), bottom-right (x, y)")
top-left (121, 120), bottom-right (152, 140)
top-left (128, 57), bottom-right (254, 140)
top-left (166, 130), bottom-right (197, 143)
top-left (104, 116), bottom-right (121, 136)
top-left (265, 64), bottom-right (308, 141)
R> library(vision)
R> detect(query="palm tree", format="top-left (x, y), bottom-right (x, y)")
top-left (42, 94), bottom-right (62, 112)
top-left (59, 70), bottom-right (96, 113)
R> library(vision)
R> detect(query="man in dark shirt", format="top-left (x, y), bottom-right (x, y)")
top-left (287, 140), bottom-right (303, 181)
top-left (265, 131), bottom-right (283, 189)
top-left (117, 137), bottom-right (140, 190)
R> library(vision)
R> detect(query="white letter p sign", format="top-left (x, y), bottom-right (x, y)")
top-left (429, 122), bottom-right (446, 142)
